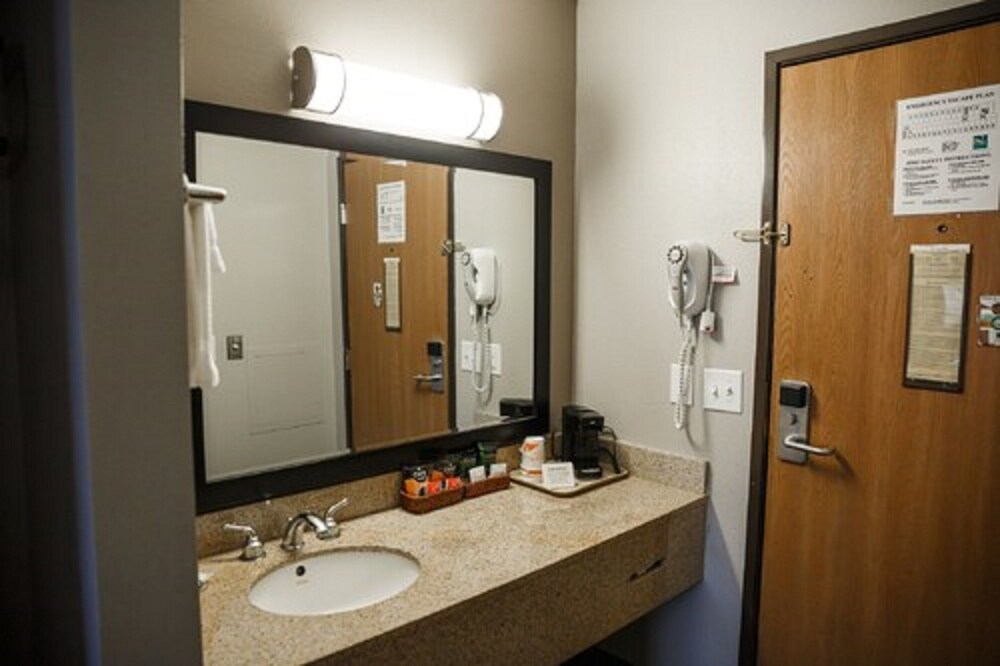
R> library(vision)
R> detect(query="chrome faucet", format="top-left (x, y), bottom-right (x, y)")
top-left (281, 512), bottom-right (333, 552)
top-left (324, 498), bottom-right (350, 537)
top-left (223, 522), bottom-right (266, 561)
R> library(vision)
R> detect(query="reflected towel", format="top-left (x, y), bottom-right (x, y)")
top-left (185, 201), bottom-right (226, 388)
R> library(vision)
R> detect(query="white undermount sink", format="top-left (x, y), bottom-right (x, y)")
top-left (249, 548), bottom-right (420, 616)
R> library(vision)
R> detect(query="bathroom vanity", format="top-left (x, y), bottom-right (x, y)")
top-left (198, 453), bottom-right (706, 665)
top-left (186, 101), bottom-right (707, 665)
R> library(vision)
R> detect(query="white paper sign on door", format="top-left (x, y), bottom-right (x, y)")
top-left (904, 244), bottom-right (970, 390)
top-left (377, 180), bottom-right (406, 243)
top-left (893, 83), bottom-right (999, 216)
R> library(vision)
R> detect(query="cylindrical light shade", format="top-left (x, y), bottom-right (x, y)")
top-left (291, 46), bottom-right (503, 142)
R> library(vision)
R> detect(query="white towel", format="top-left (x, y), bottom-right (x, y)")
top-left (185, 201), bottom-right (227, 388)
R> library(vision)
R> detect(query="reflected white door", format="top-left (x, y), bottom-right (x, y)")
top-left (196, 134), bottom-right (347, 481)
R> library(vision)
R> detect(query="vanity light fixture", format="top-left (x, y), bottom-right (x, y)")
top-left (290, 46), bottom-right (503, 142)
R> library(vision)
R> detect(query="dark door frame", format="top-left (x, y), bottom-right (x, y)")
top-left (739, 3), bottom-right (1000, 664)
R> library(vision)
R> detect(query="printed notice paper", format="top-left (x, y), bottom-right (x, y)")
top-left (376, 180), bottom-right (406, 243)
top-left (893, 83), bottom-right (999, 216)
top-left (904, 244), bottom-right (970, 389)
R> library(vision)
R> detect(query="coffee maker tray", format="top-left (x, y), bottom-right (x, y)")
top-left (510, 464), bottom-right (628, 497)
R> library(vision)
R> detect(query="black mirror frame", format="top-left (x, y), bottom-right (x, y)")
top-left (185, 100), bottom-right (551, 514)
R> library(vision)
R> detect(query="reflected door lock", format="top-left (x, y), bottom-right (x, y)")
top-left (413, 340), bottom-right (445, 393)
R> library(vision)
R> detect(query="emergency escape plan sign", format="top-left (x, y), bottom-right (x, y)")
top-left (893, 83), bottom-right (999, 216)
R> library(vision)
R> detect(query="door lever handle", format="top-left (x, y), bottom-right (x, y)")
top-left (783, 434), bottom-right (835, 456)
top-left (412, 373), bottom-right (444, 383)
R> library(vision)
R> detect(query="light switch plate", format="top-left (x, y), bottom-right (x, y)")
top-left (489, 343), bottom-right (502, 376)
top-left (711, 265), bottom-right (738, 283)
top-left (225, 334), bottom-right (244, 361)
top-left (670, 363), bottom-right (694, 406)
top-left (703, 368), bottom-right (743, 413)
top-left (461, 340), bottom-right (475, 372)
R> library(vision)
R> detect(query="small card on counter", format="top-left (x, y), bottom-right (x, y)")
top-left (541, 462), bottom-right (576, 489)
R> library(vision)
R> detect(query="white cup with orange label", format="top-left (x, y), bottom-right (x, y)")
top-left (519, 435), bottom-right (546, 475)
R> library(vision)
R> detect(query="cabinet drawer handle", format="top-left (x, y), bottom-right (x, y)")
top-left (629, 556), bottom-right (665, 582)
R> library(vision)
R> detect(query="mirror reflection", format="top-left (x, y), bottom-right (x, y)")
top-left (194, 132), bottom-right (534, 482)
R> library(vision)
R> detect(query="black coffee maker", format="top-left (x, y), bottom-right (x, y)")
top-left (561, 404), bottom-right (604, 479)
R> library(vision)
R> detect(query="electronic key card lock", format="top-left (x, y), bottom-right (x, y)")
top-left (777, 380), bottom-right (837, 464)
top-left (413, 340), bottom-right (445, 394)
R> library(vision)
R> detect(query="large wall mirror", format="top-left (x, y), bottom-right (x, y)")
top-left (186, 102), bottom-right (550, 512)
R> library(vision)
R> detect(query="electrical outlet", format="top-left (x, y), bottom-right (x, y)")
top-left (489, 343), bottom-right (502, 376)
top-left (703, 368), bottom-right (743, 413)
top-left (461, 340), bottom-right (475, 372)
top-left (670, 363), bottom-right (694, 406)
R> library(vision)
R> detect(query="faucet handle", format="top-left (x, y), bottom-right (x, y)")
top-left (223, 523), bottom-right (266, 561)
top-left (324, 498), bottom-right (349, 536)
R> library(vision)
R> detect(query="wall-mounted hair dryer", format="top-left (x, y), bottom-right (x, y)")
top-left (460, 247), bottom-right (501, 400)
top-left (666, 241), bottom-right (711, 322)
top-left (666, 241), bottom-right (713, 431)
top-left (462, 248), bottom-right (498, 308)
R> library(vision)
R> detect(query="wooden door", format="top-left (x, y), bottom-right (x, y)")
top-left (758, 22), bottom-right (1000, 665)
top-left (343, 154), bottom-right (451, 450)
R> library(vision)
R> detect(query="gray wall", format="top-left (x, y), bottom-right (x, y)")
top-left (72, 0), bottom-right (202, 662)
top-left (182, 0), bottom-right (577, 427)
top-left (575, 1), bottom-right (975, 664)
top-left (5, 0), bottom-right (201, 661)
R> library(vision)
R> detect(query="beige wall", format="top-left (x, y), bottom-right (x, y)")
top-left (182, 0), bottom-right (577, 424)
top-left (575, 1), bottom-right (976, 664)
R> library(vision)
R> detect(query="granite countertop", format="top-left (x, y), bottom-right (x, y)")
top-left (199, 477), bottom-right (704, 666)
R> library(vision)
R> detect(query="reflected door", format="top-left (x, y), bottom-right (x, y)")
top-left (343, 154), bottom-right (451, 450)
top-left (757, 21), bottom-right (1000, 664)
top-left (199, 135), bottom-right (346, 480)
